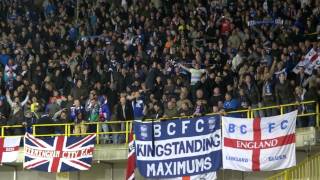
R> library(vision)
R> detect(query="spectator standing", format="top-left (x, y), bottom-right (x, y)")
top-left (304, 80), bottom-right (318, 127)
top-left (86, 98), bottom-right (100, 133)
top-left (275, 73), bottom-right (295, 113)
top-left (99, 95), bottom-right (112, 143)
top-left (114, 96), bottom-right (133, 143)
top-left (179, 63), bottom-right (206, 101)
top-left (70, 99), bottom-right (86, 135)
top-left (131, 91), bottom-right (145, 120)
top-left (241, 74), bottom-right (263, 117)
top-left (0, 99), bottom-right (10, 127)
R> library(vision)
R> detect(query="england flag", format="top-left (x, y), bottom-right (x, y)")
top-left (0, 137), bottom-right (21, 163)
top-left (222, 111), bottom-right (297, 171)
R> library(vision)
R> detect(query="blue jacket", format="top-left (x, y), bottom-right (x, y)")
top-left (132, 99), bottom-right (144, 120)
top-left (99, 101), bottom-right (111, 121)
top-left (70, 105), bottom-right (85, 123)
top-left (224, 99), bottom-right (241, 117)
top-left (0, 54), bottom-right (9, 66)
top-left (223, 99), bottom-right (240, 111)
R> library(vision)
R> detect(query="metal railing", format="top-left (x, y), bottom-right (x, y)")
top-left (0, 101), bottom-right (319, 144)
top-left (267, 152), bottom-right (320, 180)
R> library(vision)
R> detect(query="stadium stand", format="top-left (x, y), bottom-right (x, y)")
top-left (0, 0), bottom-right (319, 144)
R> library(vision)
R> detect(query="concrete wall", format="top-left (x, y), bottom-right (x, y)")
top-left (0, 163), bottom-right (127, 180)
top-left (0, 165), bottom-right (55, 180)
top-left (0, 151), bottom-right (312, 180)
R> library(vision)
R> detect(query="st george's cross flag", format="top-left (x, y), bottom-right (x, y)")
top-left (0, 137), bottom-right (21, 163)
top-left (222, 111), bottom-right (297, 171)
top-left (24, 133), bottom-right (96, 172)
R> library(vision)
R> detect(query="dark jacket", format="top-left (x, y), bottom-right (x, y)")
top-left (152, 81), bottom-right (164, 100)
top-left (209, 94), bottom-right (224, 107)
top-left (114, 73), bottom-right (133, 92)
top-left (6, 110), bottom-right (25, 135)
top-left (115, 102), bottom-right (134, 121)
top-left (71, 86), bottom-right (88, 100)
top-left (0, 102), bottom-right (10, 126)
top-left (242, 83), bottom-right (261, 105)
top-left (238, 94), bottom-right (250, 109)
top-left (7, 110), bottom-right (24, 126)
top-left (275, 81), bottom-right (295, 104)
top-left (55, 117), bottom-right (71, 134)
top-left (304, 87), bottom-right (318, 102)
top-left (35, 115), bottom-right (55, 135)
top-left (145, 109), bottom-right (163, 120)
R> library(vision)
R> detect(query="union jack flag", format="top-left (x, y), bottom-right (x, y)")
top-left (24, 133), bottom-right (96, 172)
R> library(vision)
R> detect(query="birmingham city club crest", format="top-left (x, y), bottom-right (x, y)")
top-left (140, 125), bottom-right (148, 140)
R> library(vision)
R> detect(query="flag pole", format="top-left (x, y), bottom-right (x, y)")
top-left (151, 118), bottom-right (155, 157)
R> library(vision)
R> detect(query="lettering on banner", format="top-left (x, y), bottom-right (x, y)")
top-left (25, 146), bottom-right (94, 159)
top-left (135, 116), bottom-right (222, 178)
top-left (146, 157), bottom-right (212, 177)
top-left (268, 155), bottom-right (287, 161)
top-left (228, 120), bottom-right (289, 134)
top-left (136, 136), bottom-right (220, 157)
top-left (154, 119), bottom-right (206, 137)
top-left (236, 139), bottom-right (278, 149)
top-left (225, 156), bottom-right (249, 162)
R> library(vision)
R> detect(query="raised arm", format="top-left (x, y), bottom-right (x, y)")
top-left (179, 63), bottom-right (190, 72)
top-left (20, 93), bottom-right (30, 107)
top-left (269, 59), bottom-right (278, 76)
top-left (6, 91), bottom-right (13, 106)
top-left (52, 109), bottom-right (65, 121)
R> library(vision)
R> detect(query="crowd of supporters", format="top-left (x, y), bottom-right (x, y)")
top-left (0, 0), bottom-right (319, 142)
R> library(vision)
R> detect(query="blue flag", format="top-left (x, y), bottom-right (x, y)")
top-left (134, 115), bottom-right (222, 178)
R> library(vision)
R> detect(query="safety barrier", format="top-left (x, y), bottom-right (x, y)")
top-left (0, 101), bottom-right (319, 144)
top-left (267, 152), bottom-right (320, 180)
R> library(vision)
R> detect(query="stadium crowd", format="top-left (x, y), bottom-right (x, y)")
top-left (0, 0), bottom-right (319, 143)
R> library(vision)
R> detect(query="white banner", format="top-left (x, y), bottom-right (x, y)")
top-left (0, 137), bottom-right (21, 163)
top-left (222, 111), bottom-right (297, 171)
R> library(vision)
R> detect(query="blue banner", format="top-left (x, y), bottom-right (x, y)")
top-left (134, 115), bottom-right (222, 178)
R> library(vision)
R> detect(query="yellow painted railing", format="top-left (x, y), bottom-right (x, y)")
top-left (267, 152), bottom-right (320, 180)
top-left (0, 101), bottom-right (319, 144)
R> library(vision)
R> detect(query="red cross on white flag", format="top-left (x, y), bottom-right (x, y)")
top-left (0, 137), bottom-right (21, 163)
top-left (222, 111), bottom-right (297, 171)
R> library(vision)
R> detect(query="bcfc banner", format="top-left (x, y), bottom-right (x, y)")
top-left (222, 111), bottom-right (297, 171)
top-left (134, 115), bottom-right (221, 179)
